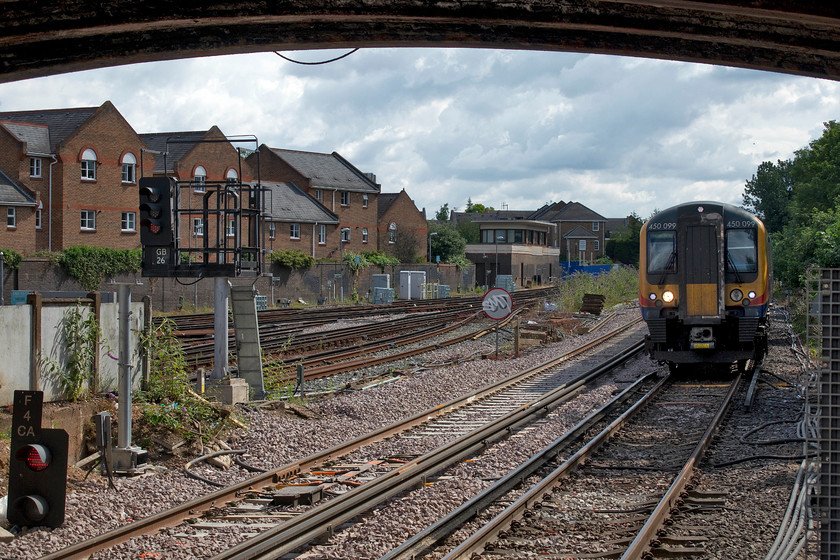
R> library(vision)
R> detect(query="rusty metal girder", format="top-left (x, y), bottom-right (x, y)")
top-left (2, 1), bottom-right (840, 83)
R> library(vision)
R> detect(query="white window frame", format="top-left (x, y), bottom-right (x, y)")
top-left (362, 228), bottom-right (368, 243)
top-left (193, 217), bottom-right (204, 236)
top-left (30, 157), bottom-right (42, 178)
top-left (290, 223), bottom-right (300, 240)
top-left (388, 222), bottom-right (397, 244)
top-left (35, 208), bottom-right (41, 230)
top-left (315, 189), bottom-right (323, 203)
top-left (226, 218), bottom-right (236, 237)
top-left (268, 222), bottom-right (276, 239)
top-left (81, 149), bottom-right (97, 181)
top-left (578, 239), bottom-right (586, 251)
top-left (362, 194), bottom-right (368, 208)
top-left (340, 191), bottom-right (350, 206)
top-left (592, 221), bottom-right (600, 231)
top-left (81, 210), bottom-right (96, 230)
top-left (341, 227), bottom-right (351, 243)
top-left (318, 224), bottom-right (326, 245)
top-left (594, 240), bottom-right (600, 251)
top-left (226, 168), bottom-right (238, 183)
top-left (121, 153), bottom-right (137, 184)
top-left (6, 207), bottom-right (15, 228)
top-left (194, 166), bottom-right (207, 193)
top-left (121, 211), bottom-right (136, 232)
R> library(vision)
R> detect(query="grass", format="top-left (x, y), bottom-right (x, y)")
top-left (551, 266), bottom-right (639, 313)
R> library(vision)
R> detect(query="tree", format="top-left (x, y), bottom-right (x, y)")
top-left (429, 223), bottom-right (467, 263)
top-left (791, 120), bottom-right (840, 218)
top-left (455, 219), bottom-right (480, 244)
top-left (605, 212), bottom-right (643, 266)
top-left (465, 198), bottom-right (493, 213)
top-left (435, 203), bottom-right (451, 221)
top-left (393, 230), bottom-right (420, 263)
top-left (742, 160), bottom-right (792, 234)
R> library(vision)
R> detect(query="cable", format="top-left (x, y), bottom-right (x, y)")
top-left (274, 49), bottom-right (359, 65)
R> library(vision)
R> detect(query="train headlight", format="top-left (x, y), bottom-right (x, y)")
top-left (748, 291), bottom-right (756, 299)
top-left (662, 291), bottom-right (675, 303)
top-left (730, 289), bottom-right (743, 302)
top-left (648, 293), bottom-right (657, 301)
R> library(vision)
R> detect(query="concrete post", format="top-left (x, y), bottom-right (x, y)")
top-left (212, 277), bottom-right (229, 379)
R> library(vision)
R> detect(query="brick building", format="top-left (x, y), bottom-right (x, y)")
top-left (262, 181), bottom-right (339, 255)
top-left (377, 190), bottom-right (428, 262)
top-left (248, 147), bottom-right (381, 260)
top-left (0, 101), bottom-right (152, 252)
top-left (531, 201), bottom-right (607, 263)
top-left (0, 169), bottom-right (38, 254)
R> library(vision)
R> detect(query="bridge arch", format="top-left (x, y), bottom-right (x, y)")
top-left (2, 2), bottom-right (840, 83)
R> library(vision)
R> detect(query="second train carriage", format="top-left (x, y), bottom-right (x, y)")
top-left (639, 202), bottom-right (771, 369)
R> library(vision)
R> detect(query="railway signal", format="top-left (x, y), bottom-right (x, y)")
top-left (138, 176), bottom-right (173, 246)
top-left (7, 391), bottom-right (69, 528)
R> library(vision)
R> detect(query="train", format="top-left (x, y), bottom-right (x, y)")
top-left (639, 201), bottom-right (771, 370)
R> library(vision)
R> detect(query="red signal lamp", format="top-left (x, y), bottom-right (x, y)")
top-left (16, 444), bottom-right (51, 472)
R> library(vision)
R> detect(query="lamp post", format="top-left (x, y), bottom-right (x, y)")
top-left (0, 251), bottom-right (4, 306)
top-left (428, 231), bottom-right (438, 263)
top-left (339, 227), bottom-right (350, 302)
top-left (494, 232), bottom-right (504, 287)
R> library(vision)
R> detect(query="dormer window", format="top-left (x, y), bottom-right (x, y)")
top-left (121, 153), bottom-right (136, 183)
top-left (81, 149), bottom-right (97, 181)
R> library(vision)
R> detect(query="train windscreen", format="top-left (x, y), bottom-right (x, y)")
top-left (647, 231), bottom-right (677, 274)
top-left (725, 229), bottom-right (757, 273)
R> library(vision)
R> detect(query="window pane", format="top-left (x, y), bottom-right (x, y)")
top-left (647, 231), bottom-right (676, 273)
top-left (725, 229), bottom-right (757, 273)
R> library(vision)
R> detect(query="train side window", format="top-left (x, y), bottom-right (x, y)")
top-left (725, 229), bottom-right (757, 273)
top-left (648, 231), bottom-right (677, 274)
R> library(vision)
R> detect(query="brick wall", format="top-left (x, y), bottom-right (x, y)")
top-left (9, 259), bottom-right (476, 312)
top-left (378, 191), bottom-right (427, 260)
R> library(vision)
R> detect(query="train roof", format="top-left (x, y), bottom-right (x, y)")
top-left (646, 201), bottom-right (763, 227)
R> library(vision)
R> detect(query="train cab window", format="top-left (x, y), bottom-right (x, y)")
top-left (647, 231), bottom-right (677, 274)
top-left (725, 229), bottom-right (757, 273)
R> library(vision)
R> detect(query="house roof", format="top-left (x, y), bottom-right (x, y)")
top-left (563, 225), bottom-right (598, 239)
top-left (377, 193), bottom-right (400, 220)
top-left (0, 106), bottom-right (98, 153)
top-left (262, 182), bottom-right (338, 224)
top-left (529, 201), bottom-right (567, 220)
top-left (551, 201), bottom-right (607, 222)
top-left (140, 130), bottom-right (211, 174)
top-left (268, 149), bottom-right (379, 193)
top-left (0, 122), bottom-right (51, 155)
top-left (0, 169), bottom-right (36, 206)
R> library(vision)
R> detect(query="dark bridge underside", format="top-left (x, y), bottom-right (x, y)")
top-left (3, 1), bottom-right (840, 84)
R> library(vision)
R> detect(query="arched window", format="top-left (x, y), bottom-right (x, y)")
top-left (388, 222), bottom-right (397, 244)
top-left (81, 149), bottom-right (97, 180)
top-left (226, 168), bottom-right (238, 183)
top-left (194, 165), bottom-right (206, 192)
top-left (121, 153), bottom-right (136, 183)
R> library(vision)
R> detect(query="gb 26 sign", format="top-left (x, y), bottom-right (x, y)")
top-left (482, 288), bottom-right (512, 320)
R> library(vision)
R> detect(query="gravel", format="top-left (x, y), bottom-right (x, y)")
top-left (7, 305), bottom-right (810, 560)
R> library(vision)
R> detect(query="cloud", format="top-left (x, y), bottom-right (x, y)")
top-left (1, 48), bottom-right (838, 220)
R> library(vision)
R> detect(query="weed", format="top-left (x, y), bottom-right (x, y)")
top-left (42, 303), bottom-right (104, 401)
top-left (551, 266), bottom-right (639, 313)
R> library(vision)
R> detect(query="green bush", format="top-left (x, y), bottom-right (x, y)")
top-left (362, 250), bottom-right (399, 267)
top-left (0, 248), bottom-right (23, 270)
top-left (268, 249), bottom-right (315, 269)
top-left (54, 245), bottom-right (141, 290)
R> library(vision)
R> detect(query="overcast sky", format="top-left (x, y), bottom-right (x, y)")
top-left (1, 48), bottom-right (838, 220)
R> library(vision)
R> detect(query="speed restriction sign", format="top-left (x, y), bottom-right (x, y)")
top-left (482, 288), bottom-right (512, 320)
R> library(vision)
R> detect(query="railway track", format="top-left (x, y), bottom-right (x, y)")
top-left (164, 287), bottom-right (557, 367)
top-left (40, 317), bottom-right (641, 560)
top-left (438, 370), bottom-right (744, 560)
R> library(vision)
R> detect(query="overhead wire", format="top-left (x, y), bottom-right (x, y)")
top-left (274, 49), bottom-right (359, 65)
